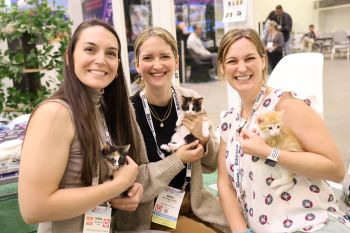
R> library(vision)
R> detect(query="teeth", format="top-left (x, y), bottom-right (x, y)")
top-left (236, 76), bottom-right (250, 81)
top-left (152, 73), bottom-right (164, 77)
top-left (89, 70), bottom-right (106, 76)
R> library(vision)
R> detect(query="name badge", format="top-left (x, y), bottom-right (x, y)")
top-left (152, 186), bottom-right (185, 229)
top-left (267, 42), bottom-right (273, 51)
top-left (83, 205), bottom-right (112, 233)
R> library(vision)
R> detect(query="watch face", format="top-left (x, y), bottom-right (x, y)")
top-left (265, 159), bottom-right (277, 167)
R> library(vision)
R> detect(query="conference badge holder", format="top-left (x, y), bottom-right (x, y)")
top-left (83, 205), bottom-right (112, 233)
top-left (151, 186), bottom-right (185, 229)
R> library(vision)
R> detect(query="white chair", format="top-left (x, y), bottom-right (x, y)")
top-left (331, 30), bottom-right (350, 60)
top-left (268, 52), bottom-right (324, 115)
top-left (290, 33), bottom-right (304, 53)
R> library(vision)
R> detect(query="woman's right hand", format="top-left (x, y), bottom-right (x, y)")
top-left (175, 140), bottom-right (204, 164)
top-left (112, 156), bottom-right (139, 193)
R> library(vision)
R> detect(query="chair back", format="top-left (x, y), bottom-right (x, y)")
top-left (268, 52), bottom-right (324, 114)
top-left (188, 48), bottom-right (211, 65)
top-left (333, 30), bottom-right (349, 44)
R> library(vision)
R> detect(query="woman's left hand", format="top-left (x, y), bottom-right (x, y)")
top-left (182, 114), bottom-right (209, 146)
top-left (109, 182), bottom-right (143, 212)
top-left (238, 129), bottom-right (271, 159)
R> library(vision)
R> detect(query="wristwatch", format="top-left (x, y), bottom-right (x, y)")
top-left (265, 147), bottom-right (280, 167)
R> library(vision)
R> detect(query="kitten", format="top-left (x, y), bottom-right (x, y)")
top-left (101, 142), bottom-right (130, 179)
top-left (256, 111), bottom-right (303, 195)
top-left (160, 96), bottom-right (210, 152)
top-left (101, 142), bottom-right (130, 211)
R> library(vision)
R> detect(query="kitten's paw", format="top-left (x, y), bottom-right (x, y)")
top-left (176, 120), bottom-right (182, 126)
top-left (270, 177), bottom-right (293, 188)
top-left (160, 144), bottom-right (170, 151)
top-left (202, 128), bottom-right (210, 137)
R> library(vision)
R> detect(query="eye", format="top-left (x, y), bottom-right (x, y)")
top-left (84, 47), bottom-right (95, 53)
top-left (106, 51), bottom-right (118, 59)
top-left (268, 127), bottom-right (273, 130)
top-left (226, 59), bottom-right (237, 64)
top-left (246, 56), bottom-right (256, 61)
top-left (161, 55), bottom-right (171, 59)
top-left (142, 56), bottom-right (152, 61)
top-left (277, 125), bottom-right (280, 129)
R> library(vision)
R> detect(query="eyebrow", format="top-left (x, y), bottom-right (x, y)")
top-left (83, 42), bottom-right (119, 51)
top-left (225, 53), bottom-right (257, 60)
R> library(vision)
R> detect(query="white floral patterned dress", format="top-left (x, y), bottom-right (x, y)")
top-left (219, 89), bottom-right (350, 233)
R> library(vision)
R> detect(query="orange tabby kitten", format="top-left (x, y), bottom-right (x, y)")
top-left (256, 111), bottom-right (303, 195)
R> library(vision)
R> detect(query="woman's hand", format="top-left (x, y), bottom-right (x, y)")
top-left (109, 182), bottom-right (143, 212)
top-left (112, 156), bottom-right (139, 194)
top-left (238, 129), bottom-right (271, 159)
top-left (182, 114), bottom-right (209, 145)
top-left (175, 140), bottom-right (204, 164)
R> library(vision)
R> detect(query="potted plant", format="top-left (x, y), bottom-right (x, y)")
top-left (0, 0), bottom-right (71, 119)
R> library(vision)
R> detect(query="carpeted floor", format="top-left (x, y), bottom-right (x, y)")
top-left (0, 183), bottom-right (37, 233)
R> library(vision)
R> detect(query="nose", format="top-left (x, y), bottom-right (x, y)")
top-left (152, 58), bottom-right (163, 69)
top-left (94, 51), bottom-right (106, 65)
top-left (237, 60), bottom-right (247, 73)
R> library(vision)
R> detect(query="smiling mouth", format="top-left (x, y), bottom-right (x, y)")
top-left (89, 69), bottom-right (107, 76)
top-left (151, 72), bottom-right (166, 77)
top-left (235, 75), bottom-right (251, 81)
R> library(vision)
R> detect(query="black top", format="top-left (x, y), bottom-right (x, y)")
top-left (131, 92), bottom-right (186, 189)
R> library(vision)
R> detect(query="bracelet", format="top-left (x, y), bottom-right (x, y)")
top-left (265, 147), bottom-right (280, 167)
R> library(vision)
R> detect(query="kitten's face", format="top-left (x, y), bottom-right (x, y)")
top-left (101, 143), bottom-right (130, 169)
top-left (181, 96), bottom-right (203, 114)
top-left (256, 111), bottom-right (283, 137)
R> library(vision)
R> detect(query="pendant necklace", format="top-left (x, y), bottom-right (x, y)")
top-left (148, 96), bottom-right (173, 127)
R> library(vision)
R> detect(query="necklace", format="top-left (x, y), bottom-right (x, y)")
top-left (148, 96), bottom-right (173, 127)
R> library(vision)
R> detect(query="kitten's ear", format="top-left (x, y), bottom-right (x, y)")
top-left (256, 115), bottom-right (264, 125)
top-left (101, 142), bottom-right (112, 155)
top-left (122, 144), bottom-right (130, 153)
top-left (181, 95), bottom-right (187, 103)
top-left (197, 97), bottom-right (204, 105)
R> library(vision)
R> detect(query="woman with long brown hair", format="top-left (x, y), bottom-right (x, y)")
top-left (18, 19), bottom-right (144, 233)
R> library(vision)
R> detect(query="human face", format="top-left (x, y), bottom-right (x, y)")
top-left (136, 36), bottom-right (178, 89)
top-left (73, 26), bottom-right (119, 91)
top-left (195, 26), bottom-right (203, 37)
top-left (220, 38), bottom-right (266, 94)
top-left (275, 8), bottom-right (283, 16)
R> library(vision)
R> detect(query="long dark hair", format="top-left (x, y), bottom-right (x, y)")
top-left (52, 19), bottom-right (138, 185)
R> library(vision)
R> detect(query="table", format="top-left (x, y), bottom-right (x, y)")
top-left (0, 171), bottom-right (19, 198)
top-left (314, 37), bottom-right (333, 53)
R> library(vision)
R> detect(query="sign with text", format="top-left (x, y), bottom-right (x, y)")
top-left (223, 0), bottom-right (248, 23)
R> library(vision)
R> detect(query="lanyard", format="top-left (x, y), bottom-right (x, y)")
top-left (101, 109), bottom-right (112, 145)
top-left (140, 87), bottom-right (192, 190)
top-left (182, 163), bottom-right (192, 191)
top-left (233, 85), bottom-right (266, 198)
top-left (140, 86), bottom-right (181, 159)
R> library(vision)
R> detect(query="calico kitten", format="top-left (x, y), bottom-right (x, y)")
top-left (101, 142), bottom-right (130, 210)
top-left (160, 95), bottom-right (210, 152)
top-left (256, 111), bottom-right (303, 195)
top-left (101, 142), bottom-right (130, 179)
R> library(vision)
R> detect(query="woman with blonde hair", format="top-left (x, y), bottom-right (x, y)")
top-left (130, 27), bottom-right (229, 233)
top-left (217, 28), bottom-right (350, 233)
top-left (263, 20), bottom-right (284, 72)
